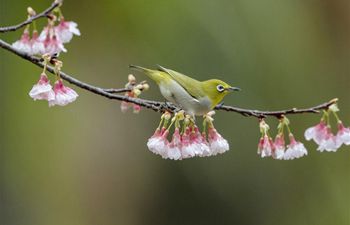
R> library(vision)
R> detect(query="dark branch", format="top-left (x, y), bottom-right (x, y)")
top-left (0, 1), bottom-right (60, 33)
top-left (215, 99), bottom-right (338, 118)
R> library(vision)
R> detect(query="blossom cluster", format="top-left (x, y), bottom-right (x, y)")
top-left (12, 7), bottom-right (80, 56)
top-left (120, 75), bottom-right (149, 114)
top-left (257, 104), bottom-right (349, 160)
top-left (147, 111), bottom-right (229, 160)
top-left (257, 118), bottom-right (308, 160)
top-left (29, 57), bottom-right (78, 106)
top-left (304, 105), bottom-right (350, 152)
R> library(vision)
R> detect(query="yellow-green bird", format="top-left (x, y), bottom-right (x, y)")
top-left (130, 65), bottom-right (240, 116)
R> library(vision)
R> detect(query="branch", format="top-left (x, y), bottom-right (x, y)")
top-left (0, 1), bottom-right (60, 33)
top-left (0, 0), bottom-right (338, 118)
top-left (0, 38), bottom-right (337, 118)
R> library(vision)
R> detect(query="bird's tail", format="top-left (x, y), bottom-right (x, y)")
top-left (129, 64), bottom-right (165, 84)
top-left (129, 64), bottom-right (152, 73)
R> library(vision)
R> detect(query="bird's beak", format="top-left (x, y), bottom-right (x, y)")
top-left (226, 86), bottom-right (241, 92)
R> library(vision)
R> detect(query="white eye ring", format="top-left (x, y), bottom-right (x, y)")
top-left (217, 85), bottom-right (225, 92)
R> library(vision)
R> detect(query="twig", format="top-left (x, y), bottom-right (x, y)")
top-left (0, 1), bottom-right (60, 33)
top-left (0, 0), bottom-right (338, 118)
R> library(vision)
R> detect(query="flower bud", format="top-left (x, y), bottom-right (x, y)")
top-left (27, 7), bottom-right (36, 16)
top-left (54, 0), bottom-right (64, 5)
top-left (133, 88), bottom-right (141, 96)
top-left (128, 74), bottom-right (136, 83)
top-left (329, 104), bottom-right (339, 112)
top-left (162, 112), bottom-right (171, 121)
top-left (142, 83), bottom-right (150, 91)
top-left (135, 84), bottom-right (143, 90)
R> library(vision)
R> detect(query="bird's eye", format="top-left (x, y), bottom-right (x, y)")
top-left (216, 85), bottom-right (225, 93)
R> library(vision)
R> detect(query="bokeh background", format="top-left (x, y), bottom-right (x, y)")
top-left (1, 0), bottom-right (349, 225)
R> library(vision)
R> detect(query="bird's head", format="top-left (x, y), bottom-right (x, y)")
top-left (202, 79), bottom-right (240, 108)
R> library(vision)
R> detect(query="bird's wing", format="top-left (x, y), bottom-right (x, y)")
top-left (156, 65), bottom-right (205, 98)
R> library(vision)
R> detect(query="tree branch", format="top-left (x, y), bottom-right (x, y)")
top-left (0, 1), bottom-right (60, 33)
top-left (0, 0), bottom-right (338, 118)
top-left (0, 38), bottom-right (337, 118)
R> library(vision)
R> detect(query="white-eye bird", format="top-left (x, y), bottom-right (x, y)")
top-left (130, 65), bottom-right (240, 116)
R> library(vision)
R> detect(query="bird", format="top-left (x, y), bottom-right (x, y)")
top-left (130, 65), bottom-right (240, 116)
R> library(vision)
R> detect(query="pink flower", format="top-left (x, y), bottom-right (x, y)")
top-left (55, 20), bottom-right (81, 43)
top-left (336, 122), bottom-right (350, 147)
top-left (317, 127), bottom-right (338, 152)
top-left (147, 128), bottom-right (165, 155)
top-left (30, 30), bottom-right (45, 55)
top-left (190, 126), bottom-right (211, 156)
top-left (44, 35), bottom-right (67, 55)
top-left (133, 104), bottom-right (141, 113)
top-left (283, 134), bottom-right (308, 160)
top-left (181, 127), bottom-right (196, 159)
top-left (12, 29), bottom-right (31, 54)
top-left (147, 128), bottom-right (169, 156)
top-left (29, 73), bottom-right (55, 101)
top-left (49, 79), bottom-right (78, 107)
top-left (39, 26), bottom-right (50, 41)
top-left (257, 135), bottom-right (274, 158)
top-left (207, 127), bottom-right (230, 155)
top-left (304, 121), bottom-right (328, 145)
top-left (166, 128), bottom-right (182, 160)
top-left (273, 134), bottom-right (285, 160)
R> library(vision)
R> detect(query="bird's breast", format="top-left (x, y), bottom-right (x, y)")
top-left (159, 80), bottom-right (212, 116)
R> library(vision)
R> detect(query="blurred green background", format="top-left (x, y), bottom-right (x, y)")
top-left (1, 0), bottom-right (349, 225)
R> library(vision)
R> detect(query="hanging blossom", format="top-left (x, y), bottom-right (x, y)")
top-left (49, 60), bottom-right (78, 107)
top-left (12, 28), bottom-right (32, 54)
top-left (304, 104), bottom-right (350, 152)
top-left (55, 18), bottom-right (81, 43)
top-left (257, 120), bottom-right (274, 158)
top-left (43, 33), bottom-right (67, 55)
top-left (257, 117), bottom-right (307, 160)
top-left (29, 54), bottom-right (55, 102)
top-left (12, 6), bottom-right (80, 56)
top-left (205, 111), bottom-right (230, 156)
top-left (31, 30), bottom-right (46, 55)
top-left (29, 72), bottom-right (55, 101)
top-left (49, 79), bottom-right (78, 107)
top-left (273, 134), bottom-right (285, 160)
top-left (146, 110), bottom-right (229, 160)
top-left (120, 74), bottom-right (149, 113)
top-left (28, 56), bottom-right (78, 106)
top-left (283, 134), bottom-right (308, 160)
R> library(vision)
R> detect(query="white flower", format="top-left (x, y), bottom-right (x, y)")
top-left (147, 128), bottom-right (168, 156)
top-left (258, 135), bottom-right (274, 158)
top-left (44, 35), bottom-right (67, 55)
top-left (304, 121), bottom-right (328, 145)
top-left (49, 79), bottom-right (78, 107)
top-left (180, 130), bottom-right (196, 159)
top-left (181, 145), bottom-right (196, 159)
top-left (55, 20), bottom-right (81, 43)
top-left (30, 30), bottom-right (45, 55)
top-left (273, 134), bottom-right (285, 160)
top-left (12, 29), bottom-right (31, 54)
top-left (167, 146), bottom-right (182, 160)
top-left (166, 128), bottom-right (182, 160)
top-left (316, 128), bottom-right (339, 152)
top-left (29, 73), bottom-right (55, 101)
top-left (208, 127), bottom-right (230, 155)
top-left (283, 135), bottom-right (308, 160)
top-left (336, 122), bottom-right (350, 146)
top-left (39, 26), bottom-right (50, 41)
